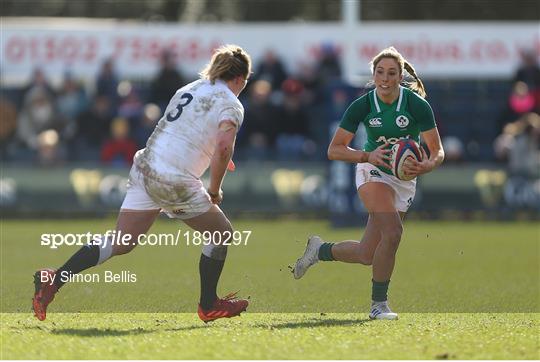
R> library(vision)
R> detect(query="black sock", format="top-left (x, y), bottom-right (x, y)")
top-left (318, 242), bottom-right (335, 261)
top-left (372, 279), bottom-right (390, 302)
top-left (54, 244), bottom-right (100, 289)
top-left (199, 254), bottom-right (225, 310)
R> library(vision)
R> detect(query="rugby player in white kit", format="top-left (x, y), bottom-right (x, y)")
top-left (33, 45), bottom-right (252, 323)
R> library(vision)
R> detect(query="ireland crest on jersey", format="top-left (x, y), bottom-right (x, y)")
top-left (395, 115), bottom-right (409, 128)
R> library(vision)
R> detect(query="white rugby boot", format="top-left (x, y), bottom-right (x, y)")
top-left (292, 235), bottom-right (323, 279)
top-left (369, 301), bottom-right (398, 320)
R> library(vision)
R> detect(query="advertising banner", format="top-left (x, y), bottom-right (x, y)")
top-left (2, 20), bottom-right (538, 84)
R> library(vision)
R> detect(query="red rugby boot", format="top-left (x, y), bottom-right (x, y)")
top-left (32, 269), bottom-right (59, 321)
top-left (197, 292), bottom-right (248, 323)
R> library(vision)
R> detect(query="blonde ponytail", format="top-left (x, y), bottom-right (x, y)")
top-left (199, 44), bottom-right (251, 84)
top-left (403, 61), bottom-right (427, 98)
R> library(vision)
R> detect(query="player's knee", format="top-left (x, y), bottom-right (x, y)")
top-left (202, 243), bottom-right (228, 260)
top-left (212, 220), bottom-right (234, 246)
top-left (351, 243), bottom-right (373, 265)
top-left (112, 244), bottom-right (136, 256)
top-left (359, 250), bottom-right (374, 265)
top-left (383, 225), bottom-right (403, 248)
top-left (200, 219), bottom-right (233, 260)
top-left (221, 219), bottom-right (234, 235)
top-left (111, 235), bottom-right (139, 256)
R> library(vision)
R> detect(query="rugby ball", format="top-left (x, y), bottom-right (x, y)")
top-left (390, 139), bottom-right (423, 181)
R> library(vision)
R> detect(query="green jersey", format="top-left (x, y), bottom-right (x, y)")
top-left (339, 86), bottom-right (436, 174)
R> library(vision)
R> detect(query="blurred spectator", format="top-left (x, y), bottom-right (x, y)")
top-left (442, 136), bottom-right (465, 163)
top-left (497, 81), bottom-right (537, 133)
top-left (100, 117), bottom-right (137, 167)
top-left (275, 79), bottom-right (314, 160)
top-left (315, 43), bottom-right (342, 86)
top-left (57, 73), bottom-right (88, 120)
top-left (57, 72), bottom-right (89, 143)
top-left (513, 49), bottom-right (540, 118)
top-left (240, 80), bottom-right (280, 160)
top-left (95, 58), bottom-right (119, 106)
top-left (36, 129), bottom-right (65, 166)
top-left (327, 86), bottom-right (354, 124)
top-left (134, 103), bottom-right (162, 148)
top-left (19, 67), bottom-right (55, 108)
top-left (295, 60), bottom-right (320, 106)
top-left (0, 97), bottom-right (18, 160)
top-left (314, 84), bottom-right (359, 158)
top-left (76, 95), bottom-right (114, 159)
top-left (117, 82), bottom-right (144, 121)
top-left (509, 81), bottom-right (536, 115)
top-left (17, 86), bottom-right (62, 151)
top-left (513, 49), bottom-right (540, 91)
top-left (254, 50), bottom-right (288, 91)
top-left (494, 112), bottom-right (540, 176)
top-left (149, 50), bottom-right (186, 111)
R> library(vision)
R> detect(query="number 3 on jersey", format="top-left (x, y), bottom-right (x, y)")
top-left (166, 93), bottom-right (193, 122)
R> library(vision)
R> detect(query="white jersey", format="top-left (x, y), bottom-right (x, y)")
top-left (134, 79), bottom-right (244, 183)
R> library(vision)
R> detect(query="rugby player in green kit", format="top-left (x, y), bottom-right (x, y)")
top-left (293, 46), bottom-right (445, 320)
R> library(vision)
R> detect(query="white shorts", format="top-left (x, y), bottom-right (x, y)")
top-left (121, 164), bottom-right (212, 219)
top-left (355, 163), bottom-right (416, 212)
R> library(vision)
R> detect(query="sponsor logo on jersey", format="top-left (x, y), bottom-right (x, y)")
top-left (370, 169), bottom-right (382, 178)
top-left (407, 197), bottom-right (413, 207)
top-left (172, 208), bottom-right (185, 215)
top-left (368, 117), bottom-right (383, 127)
top-left (395, 115), bottom-right (409, 128)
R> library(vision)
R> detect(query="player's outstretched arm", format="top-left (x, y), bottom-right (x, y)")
top-left (208, 120), bottom-right (237, 203)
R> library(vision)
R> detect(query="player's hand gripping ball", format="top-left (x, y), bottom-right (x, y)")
top-left (390, 139), bottom-right (423, 181)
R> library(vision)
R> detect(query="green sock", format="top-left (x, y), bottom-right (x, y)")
top-left (372, 279), bottom-right (390, 302)
top-left (318, 242), bottom-right (335, 261)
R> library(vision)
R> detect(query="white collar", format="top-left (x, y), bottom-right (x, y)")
top-left (373, 86), bottom-right (403, 112)
top-left (214, 79), bottom-right (236, 97)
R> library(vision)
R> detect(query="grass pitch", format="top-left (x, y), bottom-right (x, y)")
top-left (2, 313), bottom-right (538, 359)
top-left (1, 218), bottom-right (539, 359)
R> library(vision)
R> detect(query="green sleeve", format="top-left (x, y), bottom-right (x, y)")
top-left (338, 95), bottom-right (370, 134)
top-left (409, 92), bottom-right (437, 132)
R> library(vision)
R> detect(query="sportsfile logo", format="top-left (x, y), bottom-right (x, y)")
top-left (368, 118), bottom-right (382, 127)
top-left (40, 230), bottom-right (252, 249)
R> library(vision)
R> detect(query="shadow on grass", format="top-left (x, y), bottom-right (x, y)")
top-left (8, 323), bottom-right (214, 336)
top-left (163, 325), bottom-right (211, 332)
top-left (8, 326), bottom-right (53, 332)
top-left (51, 327), bottom-right (154, 337)
top-left (256, 317), bottom-right (372, 329)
